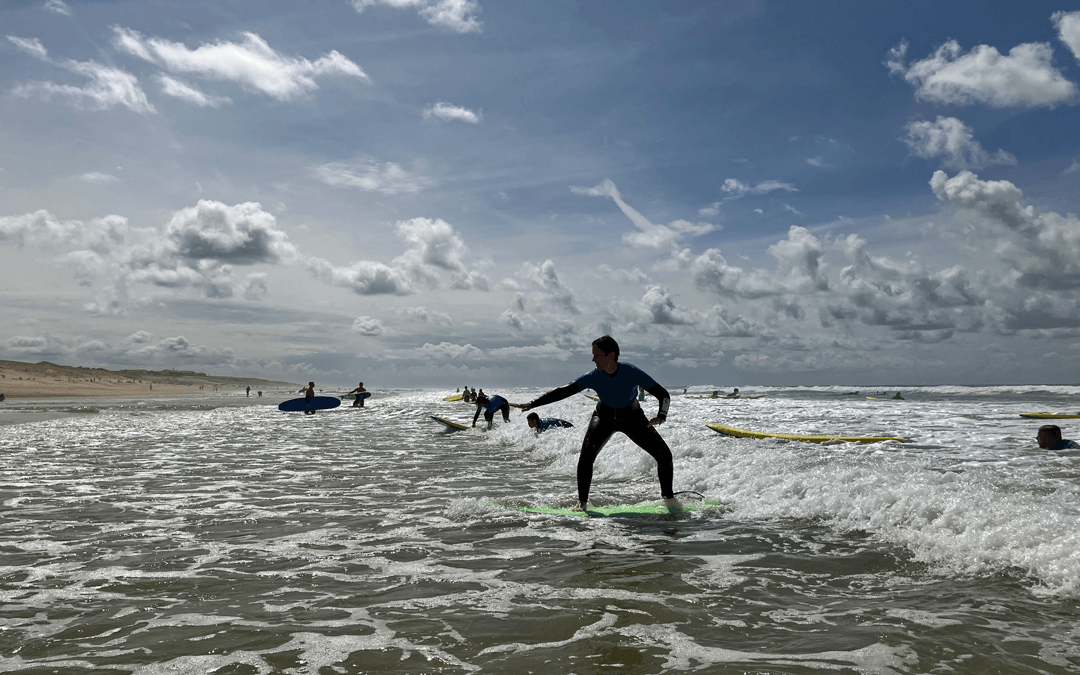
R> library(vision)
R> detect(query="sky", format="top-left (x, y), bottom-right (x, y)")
top-left (2, 0), bottom-right (1080, 389)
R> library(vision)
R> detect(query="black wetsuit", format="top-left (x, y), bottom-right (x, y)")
top-left (528, 363), bottom-right (674, 504)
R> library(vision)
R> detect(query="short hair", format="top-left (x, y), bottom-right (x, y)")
top-left (527, 412), bottom-right (539, 423)
top-left (592, 335), bottom-right (619, 359)
top-left (1039, 424), bottom-right (1062, 437)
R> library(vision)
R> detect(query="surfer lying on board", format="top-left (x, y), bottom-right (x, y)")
top-left (526, 413), bottom-right (574, 434)
top-left (516, 335), bottom-right (679, 513)
top-left (473, 392), bottom-right (511, 429)
top-left (346, 382), bottom-right (367, 407)
top-left (1038, 425), bottom-right (1080, 450)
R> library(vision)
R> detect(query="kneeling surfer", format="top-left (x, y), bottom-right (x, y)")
top-left (473, 392), bottom-right (511, 429)
top-left (518, 335), bottom-right (679, 513)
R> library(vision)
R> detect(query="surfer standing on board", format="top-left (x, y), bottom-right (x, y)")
top-left (516, 335), bottom-right (679, 512)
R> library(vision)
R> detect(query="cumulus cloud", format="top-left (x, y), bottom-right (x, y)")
top-left (522, 259), bottom-right (579, 314)
top-left (8, 36), bottom-right (154, 113)
top-left (1054, 10), bottom-right (1080, 61)
top-left (352, 316), bottom-right (386, 335)
top-left (397, 306), bottom-right (454, 325)
top-left (637, 285), bottom-right (692, 325)
top-left (44, 0), bottom-right (72, 15)
top-left (0, 200), bottom-right (298, 313)
top-left (691, 226), bottom-right (828, 298)
top-left (903, 116), bottom-right (1017, 170)
top-left (352, 0), bottom-right (483, 33)
top-left (930, 169), bottom-right (1080, 290)
top-left (307, 217), bottom-right (488, 296)
top-left (158, 75), bottom-right (231, 107)
top-left (423, 102), bottom-right (481, 123)
top-left (1, 331), bottom-right (234, 366)
top-left (112, 28), bottom-right (369, 101)
top-left (887, 37), bottom-right (1076, 107)
top-left (313, 159), bottom-right (433, 194)
top-left (571, 179), bottom-right (716, 250)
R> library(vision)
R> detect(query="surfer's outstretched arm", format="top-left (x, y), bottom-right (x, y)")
top-left (522, 382), bottom-right (581, 411)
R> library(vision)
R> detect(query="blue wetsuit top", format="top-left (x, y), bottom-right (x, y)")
top-left (1050, 439), bottom-right (1080, 450)
top-left (536, 417), bottom-right (571, 433)
top-left (479, 395), bottom-right (506, 413)
top-left (575, 363), bottom-right (657, 410)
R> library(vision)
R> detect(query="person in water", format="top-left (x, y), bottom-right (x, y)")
top-left (346, 382), bottom-right (368, 407)
top-left (473, 392), bottom-right (511, 429)
top-left (526, 412), bottom-right (574, 434)
top-left (1037, 425), bottom-right (1080, 450)
top-left (724, 388), bottom-right (740, 398)
top-left (300, 381), bottom-right (316, 415)
top-left (892, 392), bottom-right (905, 400)
top-left (518, 335), bottom-right (679, 512)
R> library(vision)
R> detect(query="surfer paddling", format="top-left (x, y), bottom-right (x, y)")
top-left (516, 335), bottom-right (680, 513)
top-left (1038, 425), bottom-right (1080, 450)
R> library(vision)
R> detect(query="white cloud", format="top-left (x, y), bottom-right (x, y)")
top-left (307, 217), bottom-right (488, 295)
top-left (8, 36), bottom-right (48, 60)
top-left (8, 37), bottom-right (154, 113)
top-left (1053, 10), bottom-right (1080, 61)
top-left (903, 116), bottom-right (1017, 170)
top-left (423, 102), bottom-right (481, 123)
top-left (522, 259), bottom-right (579, 314)
top-left (571, 178), bottom-right (716, 250)
top-left (691, 226), bottom-right (828, 298)
top-left (314, 159), bottom-right (432, 194)
top-left (1, 331), bottom-right (235, 365)
top-left (721, 178), bottom-right (798, 198)
top-left (1065, 159), bottom-right (1080, 174)
top-left (79, 172), bottom-right (120, 184)
top-left (352, 316), bottom-right (386, 335)
top-left (397, 306), bottom-right (454, 325)
top-left (44, 0), bottom-right (72, 16)
top-left (158, 75), bottom-right (231, 107)
top-left (888, 38), bottom-right (1076, 108)
top-left (352, 0), bottom-right (483, 33)
top-left (112, 28), bottom-right (369, 101)
top-left (637, 285), bottom-right (692, 325)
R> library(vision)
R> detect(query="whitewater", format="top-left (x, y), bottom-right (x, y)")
top-left (1, 384), bottom-right (1079, 674)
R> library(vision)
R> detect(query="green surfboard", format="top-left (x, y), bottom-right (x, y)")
top-left (495, 499), bottom-right (723, 518)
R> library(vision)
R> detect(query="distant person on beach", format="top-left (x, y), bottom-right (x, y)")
top-left (473, 392), bottom-right (510, 429)
top-left (346, 382), bottom-right (368, 407)
top-left (246, 386), bottom-right (251, 397)
top-left (516, 335), bottom-right (678, 513)
top-left (892, 392), bottom-right (905, 400)
top-left (526, 412), bottom-right (573, 434)
top-left (300, 382), bottom-right (316, 415)
top-left (1038, 425), bottom-right (1080, 450)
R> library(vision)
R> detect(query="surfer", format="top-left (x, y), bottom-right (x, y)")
top-left (724, 388), bottom-right (740, 398)
top-left (517, 335), bottom-right (679, 512)
top-left (526, 412), bottom-right (574, 434)
top-left (892, 392), bottom-right (905, 400)
top-left (346, 382), bottom-right (368, 407)
top-left (473, 392), bottom-right (510, 429)
top-left (1037, 425), bottom-right (1080, 450)
top-left (300, 382), bottom-right (316, 415)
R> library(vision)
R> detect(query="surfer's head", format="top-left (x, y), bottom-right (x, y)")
top-left (1038, 424), bottom-right (1063, 448)
top-left (591, 335), bottom-right (620, 374)
top-left (527, 412), bottom-right (540, 428)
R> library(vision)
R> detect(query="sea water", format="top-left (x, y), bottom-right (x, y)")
top-left (2, 385), bottom-right (1080, 674)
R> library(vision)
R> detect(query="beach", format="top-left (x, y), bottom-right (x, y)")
top-left (0, 359), bottom-right (296, 399)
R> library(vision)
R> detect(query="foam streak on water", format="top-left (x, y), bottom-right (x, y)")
top-left (2, 386), bottom-right (1080, 673)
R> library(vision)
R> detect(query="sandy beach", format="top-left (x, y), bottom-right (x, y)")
top-left (0, 360), bottom-right (296, 400)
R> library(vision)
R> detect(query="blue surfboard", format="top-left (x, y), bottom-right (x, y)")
top-left (278, 396), bottom-right (341, 412)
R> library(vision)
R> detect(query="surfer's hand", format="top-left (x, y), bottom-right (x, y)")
top-left (649, 416), bottom-right (665, 426)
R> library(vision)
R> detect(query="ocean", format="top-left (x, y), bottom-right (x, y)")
top-left (2, 385), bottom-right (1080, 674)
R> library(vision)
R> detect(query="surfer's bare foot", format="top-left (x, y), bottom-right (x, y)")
top-left (663, 497), bottom-right (683, 512)
top-left (571, 501), bottom-right (587, 512)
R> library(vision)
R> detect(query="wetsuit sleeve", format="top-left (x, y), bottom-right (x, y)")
top-left (647, 382), bottom-right (670, 420)
top-left (472, 406), bottom-right (482, 426)
top-left (528, 381), bottom-right (581, 409)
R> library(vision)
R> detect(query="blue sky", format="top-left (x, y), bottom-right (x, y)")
top-left (2, 0), bottom-right (1080, 388)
